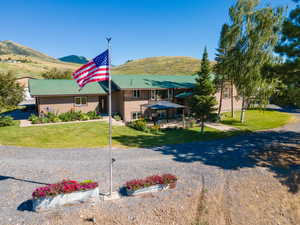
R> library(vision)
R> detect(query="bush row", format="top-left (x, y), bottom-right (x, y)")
top-left (127, 119), bottom-right (161, 134)
top-left (29, 111), bottom-right (102, 124)
top-left (0, 116), bottom-right (15, 127)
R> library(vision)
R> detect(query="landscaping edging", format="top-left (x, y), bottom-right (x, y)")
top-left (32, 187), bottom-right (99, 212)
top-left (20, 118), bottom-right (125, 127)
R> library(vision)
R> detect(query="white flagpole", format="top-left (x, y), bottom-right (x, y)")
top-left (106, 37), bottom-right (113, 196)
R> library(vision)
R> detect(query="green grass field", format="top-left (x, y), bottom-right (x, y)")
top-left (0, 122), bottom-right (236, 148)
top-left (221, 109), bottom-right (293, 131)
top-left (0, 110), bottom-right (292, 148)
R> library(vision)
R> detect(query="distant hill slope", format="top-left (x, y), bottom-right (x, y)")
top-left (112, 56), bottom-right (202, 75)
top-left (59, 55), bottom-right (89, 64)
top-left (0, 41), bottom-right (81, 78)
top-left (0, 41), bottom-right (210, 78)
top-left (0, 40), bottom-right (57, 62)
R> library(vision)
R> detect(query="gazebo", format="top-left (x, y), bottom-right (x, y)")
top-left (141, 101), bottom-right (186, 123)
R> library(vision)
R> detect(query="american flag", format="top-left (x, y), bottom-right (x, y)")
top-left (72, 50), bottom-right (109, 88)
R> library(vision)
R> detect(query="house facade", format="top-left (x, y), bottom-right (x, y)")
top-left (29, 75), bottom-right (242, 122)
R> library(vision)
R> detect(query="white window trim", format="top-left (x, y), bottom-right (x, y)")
top-left (132, 90), bottom-right (140, 98)
top-left (132, 111), bottom-right (142, 120)
top-left (168, 89), bottom-right (173, 99)
top-left (74, 96), bottom-right (88, 106)
top-left (151, 90), bottom-right (156, 100)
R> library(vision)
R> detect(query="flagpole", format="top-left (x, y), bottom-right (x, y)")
top-left (106, 37), bottom-right (113, 196)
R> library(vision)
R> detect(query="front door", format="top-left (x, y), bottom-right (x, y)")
top-left (98, 96), bottom-right (107, 114)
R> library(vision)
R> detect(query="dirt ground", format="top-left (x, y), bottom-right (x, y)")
top-left (40, 141), bottom-right (300, 225)
top-left (1, 107), bottom-right (299, 225)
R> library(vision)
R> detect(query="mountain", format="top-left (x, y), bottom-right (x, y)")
top-left (0, 41), bottom-right (80, 78)
top-left (59, 55), bottom-right (89, 64)
top-left (112, 56), bottom-right (202, 75)
top-left (0, 41), bottom-right (208, 77)
top-left (0, 40), bottom-right (57, 62)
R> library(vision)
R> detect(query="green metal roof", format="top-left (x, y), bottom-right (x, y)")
top-left (111, 74), bottom-right (197, 89)
top-left (29, 74), bottom-right (202, 96)
top-left (175, 91), bottom-right (193, 99)
top-left (29, 79), bottom-right (107, 96)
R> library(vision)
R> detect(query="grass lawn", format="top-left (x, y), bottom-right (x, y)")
top-left (0, 122), bottom-right (239, 148)
top-left (0, 109), bottom-right (292, 148)
top-left (221, 109), bottom-right (293, 131)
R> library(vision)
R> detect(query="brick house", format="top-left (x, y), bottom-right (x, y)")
top-left (29, 74), bottom-right (242, 122)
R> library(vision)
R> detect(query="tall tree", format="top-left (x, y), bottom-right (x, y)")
top-left (274, 0), bottom-right (300, 107)
top-left (215, 23), bottom-right (237, 118)
top-left (225, 0), bottom-right (283, 122)
top-left (0, 71), bottom-right (23, 110)
top-left (189, 47), bottom-right (217, 133)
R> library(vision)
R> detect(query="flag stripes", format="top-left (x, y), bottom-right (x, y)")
top-left (72, 50), bottom-right (109, 88)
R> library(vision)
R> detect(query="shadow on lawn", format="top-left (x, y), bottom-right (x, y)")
top-left (115, 130), bottom-right (300, 193)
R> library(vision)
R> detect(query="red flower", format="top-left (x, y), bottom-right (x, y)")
top-left (32, 180), bottom-right (98, 199)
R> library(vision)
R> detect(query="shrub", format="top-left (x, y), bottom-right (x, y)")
top-left (29, 114), bottom-right (42, 124)
top-left (40, 117), bottom-right (49, 124)
top-left (58, 112), bottom-right (71, 122)
top-left (52, 117), bottom-right (62, 123)
top-left (149, 125), bottom-right (161, 134)
top-left (86, 111), bottom-right (101, 120)
top-left (128, 119), bottom-right (148, 132)
top-left (0, 116), bottom-right (14, 127)
top-left (46, 112), bottom-right (58, 123)
top-left (113, 113), bottom-right (122, 121)
top-left (125, 174), bottom-right (177, 191)
top-left (29, 114), bottom-right (38, 121)
top-left (32, 180), bottom-right (98, 199)
top-left (58, 111), bottom-right (82, 122)
top-left (207, 113), bottom-right (220, 123)
top-left (79, 114), bottom-right (90, 121)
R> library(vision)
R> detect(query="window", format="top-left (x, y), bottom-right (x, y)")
top-left (150, 90), bottom-right (168, 100)
top-left (132, 90), bottom-right (140, 98)
top-left (151, 90), bottom-right (156, 100)
top-left (132, 111), bottom-right (142, 120)
top-left (74, 97), bottom-right (88, 106)
top-left (222, 87), bottom-right (231, 99)
top-left (168, 89), bottom-right (173, 99)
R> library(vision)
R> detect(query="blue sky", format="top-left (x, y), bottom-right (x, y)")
top-left (0, 0), bottom-right (296, 65)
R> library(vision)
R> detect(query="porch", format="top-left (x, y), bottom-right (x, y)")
top-left (141, 101), bottom-right (189, 128)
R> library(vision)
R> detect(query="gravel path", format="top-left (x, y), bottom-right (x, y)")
top-left (0, 107), bottom-right (299, 225)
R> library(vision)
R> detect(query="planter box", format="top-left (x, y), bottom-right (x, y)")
top-left (32, 187), bottom-right (99, 212)
top-left (126, 183), bottom-right (176, 196)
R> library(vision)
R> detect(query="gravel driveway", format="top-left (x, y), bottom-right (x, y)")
top-left (0, 107), bottom-right (299, 225)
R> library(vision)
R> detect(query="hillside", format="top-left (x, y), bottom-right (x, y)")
top-left (112, 56), bottom-right (202, 75)
top-left (0, 40), bottom-right (56, 62)
top-left (59, 55), bottom-right (89, 64)
top-left (0, 41), bottom-right (80, 78)
top-left (0, 41), bottom-right (208, 77)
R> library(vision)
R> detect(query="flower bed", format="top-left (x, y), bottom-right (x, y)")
top-left (124, 174), bottom-right (177, 196)
top-left (32, 180), bottom-right (99, 211)
top-left (29, 110), bottom-right (102, 124)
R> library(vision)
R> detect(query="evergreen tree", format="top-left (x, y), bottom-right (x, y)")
top-left (214, 23), bottom-right (233, 117)
top-left (189, 47), bottom-right (217, 133)
top-left (274, 0), bottom-right (300, 107)
top-left (0, 71), bottom-right (23, 110)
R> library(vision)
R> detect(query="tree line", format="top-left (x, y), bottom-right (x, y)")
top-left (191, 0), bottom-right (299, 131)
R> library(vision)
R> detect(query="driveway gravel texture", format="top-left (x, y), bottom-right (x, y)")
top-left (0, 107), bottom-right (299, 225)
